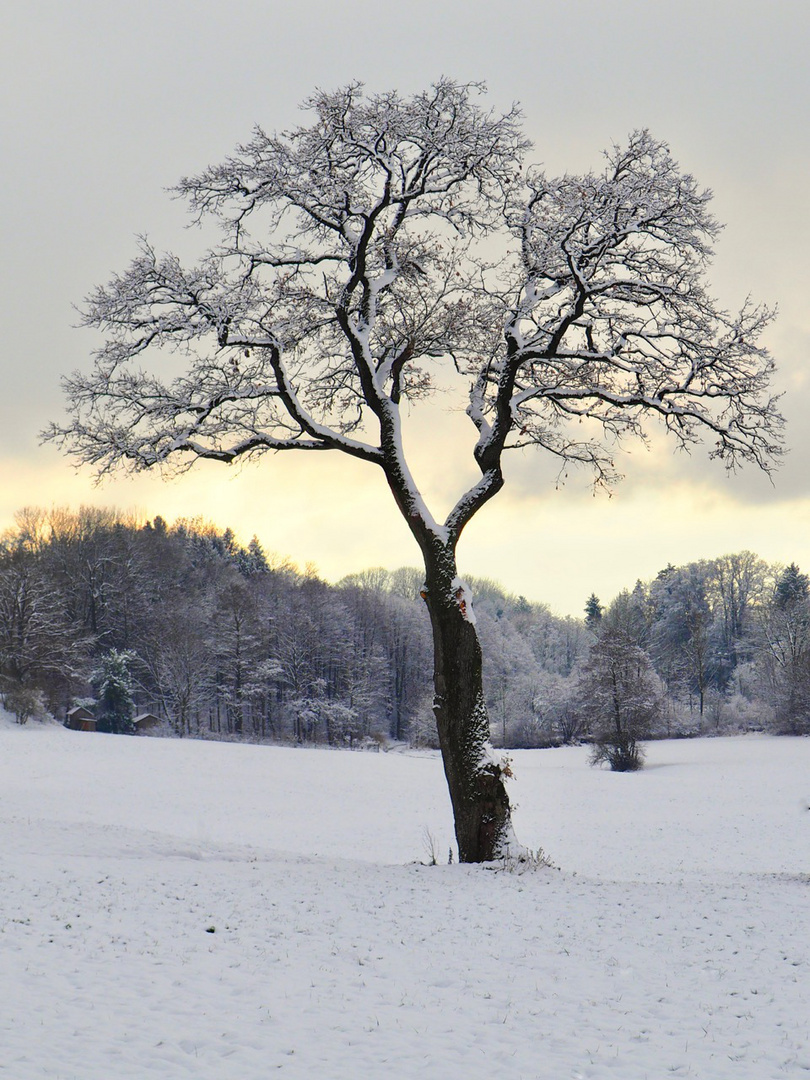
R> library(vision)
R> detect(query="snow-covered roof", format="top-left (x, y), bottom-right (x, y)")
top-left (132, 713), bottom-right (160, 726)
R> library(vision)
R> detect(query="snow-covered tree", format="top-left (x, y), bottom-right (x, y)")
top-left (92, 649), bottom-right (137, 734)
top-left (774, 562), bottom-right (809, 610)
top-left (47, 82), bottom-right (783, 860)
top-left (701, 551), bottom-right (767, 690)
top-left (584, 594), bottom-right (604, 631)
top-left (0, 532), bottom-right (86, 712)
top-left (753, 563), bottom-right (810, 733)
top-left (576, 630), bottom-right (663, 771)
top-left (650, 563), bottom-right (719, 716)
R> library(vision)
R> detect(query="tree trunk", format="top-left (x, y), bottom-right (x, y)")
top-left (421, 551), bottom-right (514, 863)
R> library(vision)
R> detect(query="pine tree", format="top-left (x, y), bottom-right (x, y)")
top-left (774, 563), bottom-right (809, 610)
top-left (93, 649), bottom-right (136, 734)
top-left (584, 594), bottom-right (604, 630)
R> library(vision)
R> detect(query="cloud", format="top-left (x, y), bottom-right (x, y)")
top-left (4, 0), bottom-right (810, 615)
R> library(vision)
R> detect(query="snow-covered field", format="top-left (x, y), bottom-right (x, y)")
top-left (1, 715), bottom-right (808, 1079)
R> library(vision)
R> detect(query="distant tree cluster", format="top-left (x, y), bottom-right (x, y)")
top-left (0, 507), bottom-right (433, 741)
top-left (460, 553), bottom-right (810, 757)
top-left (480, 551), bottom-right (810, 763)
top-left (1, 507), bottom-right (807, 756)
top-left (579, 554), bottom-right (810, 765)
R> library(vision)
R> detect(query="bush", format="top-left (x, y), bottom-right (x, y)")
top-left (2, 684), bottom-right (47, 725)
top-left (589, 731), bottom-right (645, 771)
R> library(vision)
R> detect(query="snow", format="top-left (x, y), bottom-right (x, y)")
top-left (1, 713), bottom-right (809, 1079)
top-left (451, 575), bottom-right (477, 624)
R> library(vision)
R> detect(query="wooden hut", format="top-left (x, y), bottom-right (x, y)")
top-left (132, 712), bottom-right (161, 734)
top-left (65, 706), bottom-right (96, 732)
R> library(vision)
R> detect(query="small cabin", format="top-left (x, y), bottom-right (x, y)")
top-left (132, 712), bottom-right (161, 734)
top-left (65, 706), bottom-right (96, 732)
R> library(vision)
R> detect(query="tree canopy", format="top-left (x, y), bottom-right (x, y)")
top-left (48, 81), bottom-right (782, 509)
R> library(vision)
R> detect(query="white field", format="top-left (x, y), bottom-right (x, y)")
top-left (1, 714), bottom-right (809, 1079)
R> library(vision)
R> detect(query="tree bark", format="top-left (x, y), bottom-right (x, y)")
top-left (421, 550), bottom-right (514, 863)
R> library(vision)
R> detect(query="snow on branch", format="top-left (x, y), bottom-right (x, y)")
top-left (469, 131), bottom-right (783, 489)
top-left (46, 87), bottom-right (782, 546)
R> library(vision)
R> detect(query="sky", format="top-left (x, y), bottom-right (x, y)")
top-left (2, 0), bottom-right (809, 616)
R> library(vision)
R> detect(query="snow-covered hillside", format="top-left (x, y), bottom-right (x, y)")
top-left (1, 716), bottom-right (808, 1078)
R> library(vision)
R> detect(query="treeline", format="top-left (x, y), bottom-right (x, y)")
top-left (578, 553), bottom-right (810, 741)
top-left (1, 507), bottom-right (808, 744)
top-left (0, 508), bottom-right (432, 742)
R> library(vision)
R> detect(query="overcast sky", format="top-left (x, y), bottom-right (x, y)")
top-left (2, 0), bottom-right (809, 614)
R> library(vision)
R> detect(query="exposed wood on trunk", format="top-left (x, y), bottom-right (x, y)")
top-left (421, 554), bottom-right (513, 863)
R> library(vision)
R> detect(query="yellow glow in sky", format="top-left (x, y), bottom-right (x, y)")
top-left (5, 443), bottom-right (808, 618)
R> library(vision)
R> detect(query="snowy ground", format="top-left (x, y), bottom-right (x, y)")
top-left (1, 715), bottom-right (809, 1079)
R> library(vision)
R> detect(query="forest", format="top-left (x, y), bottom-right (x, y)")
top-left (1, 506), bottom-right (808, 747)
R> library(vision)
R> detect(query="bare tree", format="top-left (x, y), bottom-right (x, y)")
top-left (144, 600), bottom-right (216, 736)
top-left (0, 534), bottom-right (87, 713)
top-left (753, 563), bottom-right (810, 733)
top-left (47, 81), bottom-right (782, 860)
top-left (576, 630), bottom-right (663, 771)
top-left (706, 552), bottom-right (767, 670)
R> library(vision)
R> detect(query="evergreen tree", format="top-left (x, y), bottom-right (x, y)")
top-left (774, 563), bottom-right (809, 610)
top-left (584, 594), bottom-right (603, 631)
top-left (93, 649), bottom-right (136, 734)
